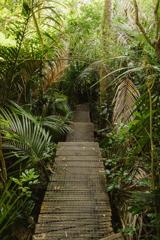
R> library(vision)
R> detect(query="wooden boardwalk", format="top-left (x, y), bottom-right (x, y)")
top-left (33, 104), bottom-right (123, 240)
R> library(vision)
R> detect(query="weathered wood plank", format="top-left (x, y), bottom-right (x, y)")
top-left (38, 212), bottom-right (111, 222)
top-left (56, 150), bottom-right (100, 156)
top-left (40, 206), bottom-right (112, 214)
top-left (33, 231), bottom-right (113, 240)
top-left (100, 233), bottom-right (124, 240)
top-left (57, 145), bottom-right (99, 151)
top-left (58, 142), bottom-right (99, 146)
top-left (35, 221), bottom-right (112, 234)
top-left (34, 225), bottom-right (112, 236)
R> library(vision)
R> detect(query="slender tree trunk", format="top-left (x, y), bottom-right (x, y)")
top-left (100, 0), bottom-right (112, 104)
top-left (0, 134), bottom-right (7, 184)
top-left (102, 0), bottom-right (112, 52)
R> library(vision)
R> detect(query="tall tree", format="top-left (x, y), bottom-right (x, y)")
top-left (102, 0), bottom-right (111, 52)
top-left (100, 0), bottom-right (112, 104)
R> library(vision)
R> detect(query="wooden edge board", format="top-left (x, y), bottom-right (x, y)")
top-left (99, 233), bottom-right (124, 240)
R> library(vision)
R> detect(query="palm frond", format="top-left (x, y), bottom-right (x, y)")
top-left (41, 115), bottom-right (71, 136)
top-left (112, 78), bottom-right (140, 126)
top-left (78, 61), bottom-right (106, 77)
top-left (9, 101), bottom-right (71, 136)
top-left (0, 106), bottom-right (52, 168)
top-left (77, 60), bottom-right (107, 91)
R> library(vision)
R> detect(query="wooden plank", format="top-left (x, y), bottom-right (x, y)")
top-left (45, 192), bottom-right (107, 198)
top-left (55, 155), bottom-right (100, 160)
top-left (40, 208), bottom-right (112, 214)
top-left (33, 231), bottom-right (113, 240)
top-left (54, 164), bottom-right (103, 169)
top-left (53, 166), bottom-right (105, 175)
top-left (38, 215), bottom-right (111, 224)
top-left (73, 110), bottom-right (90, 122)
top-left (43, 197), bottom-right (109, 202)
top-left (58, 142), bottom-right (99, 146)
top-left (57, 145), bottom-right (100, 151)
top-left (100, 233), bottom-right (124, 240)
top-left (56, 150), bottom-right (100, 156)
top-left (38, 212), bottom-right (111, 222)
top-left (34, 224), bottom-right (112, 236)
top-left (35, 221), bottom-right (112, 233)
top-left (40, 202), bottom-right (109, 211)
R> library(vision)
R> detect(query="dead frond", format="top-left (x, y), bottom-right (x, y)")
top-left (112, 78), bottom-right (140, 126)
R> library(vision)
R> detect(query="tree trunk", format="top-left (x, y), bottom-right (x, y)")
top-left (100, 0), bottom-right (112, 104)
top-left (0, 134), bottom-right (7, 185)
top-left (102, 0), bottom-right (112, 52)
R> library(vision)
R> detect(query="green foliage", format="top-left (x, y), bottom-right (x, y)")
top-left (32, 90), bottom-right (71, 116)
top-left (11, 168), bottom-right (39, 197)
top-left (0, 0), bottom-right (67, 104)
top-left (0, 100), bottom-right (70, 237)
top-left (67, 0), bottom-right (103, 63)
top-left (0, 105), bottom-right (53, 168)
top-left (0, 0), bottom-right (71, 238)
top-left (0, 168), bottom-right (38, 237)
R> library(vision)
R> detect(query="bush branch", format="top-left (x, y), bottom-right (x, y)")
top-left (133, 0), bottom-right (155, 48)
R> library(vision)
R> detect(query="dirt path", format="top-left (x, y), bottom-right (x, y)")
top-left (33, 104), bottom-right (123, 240)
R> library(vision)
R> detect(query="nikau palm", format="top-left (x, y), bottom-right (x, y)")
top-left (0, 107), bottom-right (52, 168)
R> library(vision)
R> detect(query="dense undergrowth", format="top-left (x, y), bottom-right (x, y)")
top-left (0, 1), bottom-right (71, 239)
top-left (0, 0), bottom-right (160, 239)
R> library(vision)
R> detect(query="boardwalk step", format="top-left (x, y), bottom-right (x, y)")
top-left (54, 163), bottom-right (104, 169)
top-left (47, 181), bottom-right (104, 188)
top-left (100, 233), bottom-right (124, 240)
top-left (34, 227), bottom-right (113, 236)
top-left (76, 104), bottom-right (90, 111)
top-left (44, 192), bottom-right (108, 198)
top-left (51, 169), bottom-right (105, 177)
top-left (38, 213), bottom-right (111, 222)
top-left (73, 110), bottom-right (90, 122)
top-left (40, 206), bottom-right (111, 214)
top-left (56, 150), bottom-right (100, 156)
top-left (66, 122), bottom-right (94, 142)
top-left (57, 145), bottom-right (99, 150)
top-left (41, 201), bottom-right (109, 209)
top-left (35, 221), bottom-right (113, 233)
top-left (33, 231), bottom-right (114, 240)
top-left (58, 142), bottom-right (99, 146)
top-left (55, 155), bottom-right (102, 161)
